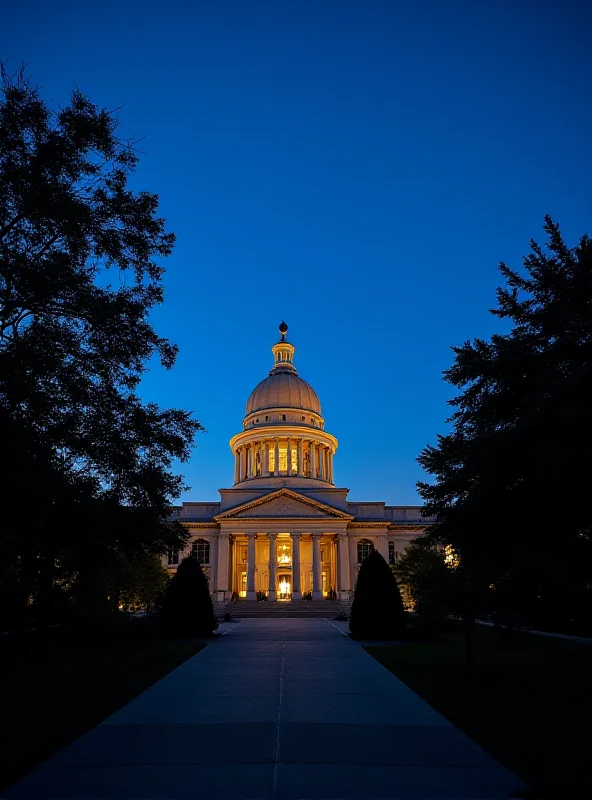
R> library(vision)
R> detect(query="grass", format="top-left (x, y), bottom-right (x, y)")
top-left (0, 626), bottom-right (205, 791)
top-left (366, 626), bottom-right (592, 799)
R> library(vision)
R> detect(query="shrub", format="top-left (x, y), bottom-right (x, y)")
top-left (256, 590), bottom-right (268, 601)
top-left (159, 557), bottom-right (218, 638)
top-left (349, 550), bottom-right (406, 640)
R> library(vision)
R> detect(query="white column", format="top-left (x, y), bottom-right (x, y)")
top-left (287, 439), bottom-right (292, 476)
top-left (318, 446), bottom-right (325, 480)
top-left (263, 440), bottom-right (269, 476)
top-left (291, 532), bottom-right (302, 600)
top-left (246, 533), bottom-right (256, 600)
top-left (310, 441), bottom-right (316, 478)
top-left (337, 533), bottom-right (351, 600)
top-left (297, 439), bottom-right (303, 476)
top-left (217, 533), bottom-right (230, 600)
top-left (234, 452), bottom-right (239, 484)
top-left (209, 536), bottom-right (218, 595)
top-left (312, 533), bottom-right (323, 600)
top-left (268, 533), bottom-right (277, 601)
top-left (330, 451), bottom-right (334, 483)
top-left (241, 447), bottom-right (247, 480)
top-left (274, 438), bottom-right (280, 476)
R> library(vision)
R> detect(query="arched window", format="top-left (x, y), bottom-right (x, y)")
top-left (357, 538), bottom-right (374, 564)
top-left (191, 538), bottom-right (210, 564)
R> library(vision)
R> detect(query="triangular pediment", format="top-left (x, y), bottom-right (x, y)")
top-left (214, 489), bottom-right (353, 521)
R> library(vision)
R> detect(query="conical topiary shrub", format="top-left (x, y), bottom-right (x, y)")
top-left (160, 556), bottom-right (218, 638)
top-left (349, 550), bottom-right (406, 640)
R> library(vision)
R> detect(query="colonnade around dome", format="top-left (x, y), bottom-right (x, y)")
top-left (231, 435), bottom-right (335, 484)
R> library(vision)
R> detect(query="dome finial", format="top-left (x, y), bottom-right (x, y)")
top-left (279, 321), bottom-right (288, 342)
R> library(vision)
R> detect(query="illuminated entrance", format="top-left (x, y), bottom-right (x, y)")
top-left (278, 574), bottom-right (291, 600)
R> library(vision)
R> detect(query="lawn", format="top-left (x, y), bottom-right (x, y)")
top-left (0, 627), bottom-right (204, 791)
top-left (366, 627), bottom-right (592, 799)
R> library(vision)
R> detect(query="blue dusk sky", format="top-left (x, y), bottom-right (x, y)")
top-left (3, 0), bottom-right (591, 504)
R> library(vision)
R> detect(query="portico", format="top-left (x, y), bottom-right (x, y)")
top-left (214, 488), bottom-right (354, 602)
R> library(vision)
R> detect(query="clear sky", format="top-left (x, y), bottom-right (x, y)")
top-left (3, 0), bottom-right (591, 504)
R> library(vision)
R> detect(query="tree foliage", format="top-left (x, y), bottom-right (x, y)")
top-left (349, 550), bottom-right (406, 640)
top-left (418, 217), bottom-right (592, 630)
top-left (394, 540), bottom-right (459, 625)
top-left (160, 557), bottom-right (218, 638)
top-left (0, 65), bottom-right (202, 626)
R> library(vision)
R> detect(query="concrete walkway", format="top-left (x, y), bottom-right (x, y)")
top-left (4, 619), bottom-right (526, 799)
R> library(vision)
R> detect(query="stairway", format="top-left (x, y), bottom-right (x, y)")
top-left (224, 600), bottom-right (346, 619)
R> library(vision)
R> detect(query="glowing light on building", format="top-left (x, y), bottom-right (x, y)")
top-left (444, 544), bottom-right (460, 568)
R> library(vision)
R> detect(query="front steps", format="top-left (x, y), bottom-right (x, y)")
top-left (225, 600), bottom-right (346, 619)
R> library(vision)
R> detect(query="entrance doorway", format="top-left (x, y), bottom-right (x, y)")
top-left (278, 574), bottom-right (291, 600)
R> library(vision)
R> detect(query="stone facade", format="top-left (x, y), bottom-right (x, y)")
top-left (165, 324), bottom-right (432, 602)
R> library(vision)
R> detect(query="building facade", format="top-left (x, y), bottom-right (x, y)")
top-left (166, 323), bottom-right (430, 602)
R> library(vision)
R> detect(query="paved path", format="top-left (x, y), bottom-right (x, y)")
top-left (5, 619), bottom-right (526, 799)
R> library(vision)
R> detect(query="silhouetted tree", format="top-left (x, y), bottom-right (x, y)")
top-left (395, 540), bottom-right (460, 627)
top-left (0, 65), bottom-right (202, 624)
top-left (349, 550), bottom-right (406, 640)
top-left (160, 557), bottom-right (218, 638)
top-left (418, 217), bottom-right (592, 643)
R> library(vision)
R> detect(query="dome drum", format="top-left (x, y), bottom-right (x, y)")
top-left (243, 407), bottom-right (324, 431)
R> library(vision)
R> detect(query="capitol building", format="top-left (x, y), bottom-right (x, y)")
top-left (166, 323), bottom-right (430, 604)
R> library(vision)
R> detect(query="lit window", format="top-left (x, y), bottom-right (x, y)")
top-left (279, 447), bottom-right (288, 472)
top-left (167, 549), bottom-right (179, 566)
top-left (277, 543), bottom-right (291, 565)
top-left (357, 539), bottom-right (374, 563)
top-left (269, 448), bottom-right (275, 472)
top-left (191, 538), bottom-right (210, 564)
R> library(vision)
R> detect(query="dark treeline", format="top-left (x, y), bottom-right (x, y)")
top-left (0, 66), bottom-right (202, 631)
top-left (398, 217), bottom-right (592, 649)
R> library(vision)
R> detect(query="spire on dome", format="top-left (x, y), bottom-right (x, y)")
top-left (270, 322), bottom-right (297, 375)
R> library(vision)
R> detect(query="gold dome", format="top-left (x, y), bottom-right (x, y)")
top-left (246, 372), bottom-right (321, 415)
